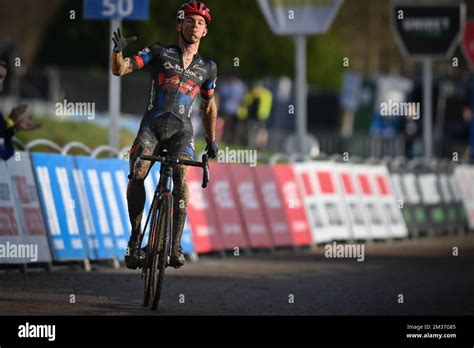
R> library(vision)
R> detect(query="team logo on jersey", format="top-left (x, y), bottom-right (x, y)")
top-left (164, 61), bottom-right (203, 80)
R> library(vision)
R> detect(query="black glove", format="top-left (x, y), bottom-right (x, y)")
top-left (112, 28), bottom-right (137, 53)
top-left (205, 138), bottom-right (219, 159)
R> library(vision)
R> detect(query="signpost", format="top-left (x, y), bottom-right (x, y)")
top-left (258, 0), bottom-right (343, 155)
top-left (84, 0), bottom-right (149, 149)
top-left (391, 1), bottom-right (465, 159)
top-left (461, 20), bottom-right (474, 162)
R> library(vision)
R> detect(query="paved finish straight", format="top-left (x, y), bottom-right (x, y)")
top-left (1, 235), bottom-right (473, 315)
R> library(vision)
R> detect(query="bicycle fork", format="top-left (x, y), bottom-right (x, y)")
top-left (139, 164), bottom-right (175, 263)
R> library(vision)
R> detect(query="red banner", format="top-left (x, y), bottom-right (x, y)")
top-left (186, 166), bottom-right (224, 253)
top-left (253, 165), bottom-right (294, 247)
top-left (229, 164), bottom-right (273, 248)
top-left (272, 164), bottom-right (312, 246)
top-left (209, 162), bottom-right (249, 249)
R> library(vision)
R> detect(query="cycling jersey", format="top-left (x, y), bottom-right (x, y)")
top-left (129, 42), bottom-right (217, 162)
top-left (132, 42), bottom-right (217, 121)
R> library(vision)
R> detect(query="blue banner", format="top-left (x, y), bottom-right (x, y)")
top-left (96, 158), bottom-right (133, 256)
top-left (31, 153), bottom-right (89, 261)
top-left (74, 156), bottom-right (121, 259)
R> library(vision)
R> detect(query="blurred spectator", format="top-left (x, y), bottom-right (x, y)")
top-left (0, 60), bottom-right (40, 160)
top-left (237, 80), bottom-right (273, 149)
top-left (217, 70), bottom-right (246, 145)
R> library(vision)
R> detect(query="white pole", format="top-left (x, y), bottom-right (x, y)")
top-left (422, 59), bottom-right (433, 159)
top-left (295, 35), bottom-right (307, 154)
top-left (109, 19), bottom-right (122, 149)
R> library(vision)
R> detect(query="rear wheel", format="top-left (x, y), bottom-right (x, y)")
top-left (151, 194), bottom-right (173, 311)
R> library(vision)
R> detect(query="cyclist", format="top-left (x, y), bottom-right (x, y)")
top-left (111, 1), bottom-right (218, 269)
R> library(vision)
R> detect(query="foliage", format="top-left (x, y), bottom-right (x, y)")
top-left (37, 0), bottom-right (344, 89)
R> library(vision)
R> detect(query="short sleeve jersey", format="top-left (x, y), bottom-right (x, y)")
top-left (131, 42), bottom-right (217, 121)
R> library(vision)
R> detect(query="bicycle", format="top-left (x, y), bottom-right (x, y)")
top-left (129, 147), bottom-right (209, 311)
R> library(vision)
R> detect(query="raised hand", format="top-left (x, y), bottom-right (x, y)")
top-left (112, 28), bottom-right (137, 53)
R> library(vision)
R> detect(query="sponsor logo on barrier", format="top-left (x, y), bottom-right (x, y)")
top-left (261, 181), bottom-right (282, 209)
top-left (55, 99), bottom-right (95, 120)
top-left (324, 241), bottom-right (365, 262)
top-left (212, 181), bottom-right (235, 209)
top-left (188, 181), bottom-right (209, 210)
top-left (217, 147), bottom-right (257, 167)
top-left (0, 182), bottom-right (11, 200)
top-left (0, 207), bottom-right (19, 235)
top-left (18, 322), bottom-right (55, 341)
top-left (0, 242), bottom-right (38, 262)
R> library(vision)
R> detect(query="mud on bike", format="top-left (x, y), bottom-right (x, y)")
top-left (129, 147), bottom-right (209, 311)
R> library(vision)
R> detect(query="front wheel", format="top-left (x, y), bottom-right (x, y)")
top-left (142, 196), bottom-right (160, 307)
top-left (151, 194), bottom-right (173, 311)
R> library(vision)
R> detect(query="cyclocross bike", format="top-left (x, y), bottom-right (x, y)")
top-left (129, 147), bottom-right (209, 311)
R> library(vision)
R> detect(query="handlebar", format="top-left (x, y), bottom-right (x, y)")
top-left (133, 153), bottom-right (210, 188)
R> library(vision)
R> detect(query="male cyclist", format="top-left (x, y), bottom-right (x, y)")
top-left (111, 1), bottom-right (218, 269)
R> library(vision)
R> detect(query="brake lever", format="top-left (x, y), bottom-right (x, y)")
top-left (201, 153), bottom-right (209, 188)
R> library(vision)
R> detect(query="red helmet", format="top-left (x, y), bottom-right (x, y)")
top-left (177, 1), bottom-right (211, 24)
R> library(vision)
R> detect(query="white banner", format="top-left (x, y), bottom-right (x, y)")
top-left (335, 163), bottom-right (373, 240)
top-left (294, 161), bottom-right (351, 243)
top-left (369, 165), bottom-right (408, 239)
top-left (5, 152), bottom-right (52, 263)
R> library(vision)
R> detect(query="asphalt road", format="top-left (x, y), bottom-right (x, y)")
top-left (1, 234), bottom-right (474, 315)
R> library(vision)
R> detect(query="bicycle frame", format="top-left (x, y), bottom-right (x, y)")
top-left (130, 150), bottom-right (210, 250)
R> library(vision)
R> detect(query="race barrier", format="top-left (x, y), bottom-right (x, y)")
top-left (368, 164), bottom-right (408, 239)
top-left (270, 163), bottom-right (313, 246)
top-left (228, 164), bottom-right (274, 249)
top-left (388, 159), bottom-right (470, 237)
top-left (73, 156), bottom-right (123, 260)
top-left (5, 152), bottom-right (51, 264)
top-left (416, 163), bottom-right (451, 235)
top-left (2, 143), bottom-right (474, 268)
top-left (454, 164), bottom-right (474, 230)
top-left (186, 165), bottom-right (224, 253)
top-left (31, 153), bottom-right (89, 262)
top-left (389, 161), bottom-right (429, 237)
top-left (335, 163), bottom-right (374, 240)
top-left (253, 164), bottom-right (295, 247)
top-left (295, 161), bottom-right (352, 243)
top-left (1, 159), bottom-right (47, 265)
top-left (437, 161), bottom-right (468, 234)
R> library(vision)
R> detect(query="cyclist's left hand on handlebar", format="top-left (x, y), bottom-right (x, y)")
top-left (205, 138), bottom-right (219, 159)
top-left (112, 28), bottom-right (137, 53)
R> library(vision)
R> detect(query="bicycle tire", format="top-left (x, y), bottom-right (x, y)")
top-left (151, 194), bottom-right (172, 311)
top-left (142, 197), bottom-right (160, 307)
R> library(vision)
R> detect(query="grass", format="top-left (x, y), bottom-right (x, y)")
top-left (15, 116), bottom-right (135, 155)
top-left (14, 115), bottom-right (277, 162)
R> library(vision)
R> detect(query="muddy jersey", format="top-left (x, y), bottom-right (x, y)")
top-left (131, 42), bottom-right (217, 121)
